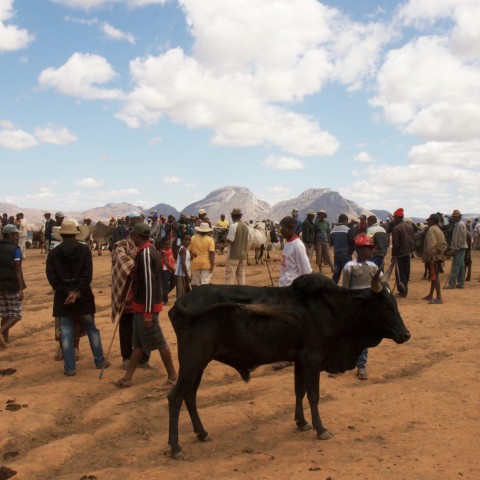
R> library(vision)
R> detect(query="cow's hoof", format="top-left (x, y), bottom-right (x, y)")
top-left (171, 449), bottom-right (186, 460)
top-left (197, 432), bottom-right (210, 442)
top-left (317, 430), bottom-right (334, 440)
top-left (299, 424), bottom-right (313, 432)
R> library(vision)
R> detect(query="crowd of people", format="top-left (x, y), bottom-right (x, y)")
top-left (0, 205), bottom-right (477, 385)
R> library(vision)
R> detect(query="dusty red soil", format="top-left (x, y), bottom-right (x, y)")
top-left (1, 248), bottom-right (479, 480)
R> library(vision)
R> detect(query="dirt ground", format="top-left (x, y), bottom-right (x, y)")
top-left (1, 247), bottom-right (479, 480)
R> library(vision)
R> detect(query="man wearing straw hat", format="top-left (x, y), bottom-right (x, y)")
top-left (225, 208), bottom-right (249, 285)
top-left (190, 222), bottom-right (215, 287)
top-left (444, 209), bottom-right (468, 289)
top-left (46, 220), bottom-right (110, 376)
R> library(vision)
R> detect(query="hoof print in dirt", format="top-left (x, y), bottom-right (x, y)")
top-left (2, 452), bottom-right (19, 461)
top-left (5, 400), bottom-right (22, 412)
top-left (0, 466), bottom-right (17, 480)
top-left (0, 369), bottom-right (16, 376)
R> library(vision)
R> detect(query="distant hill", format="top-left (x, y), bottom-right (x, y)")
top-left (145, 203), bottom-right (180, 219)
top-left (268, 188), bottom-right (371, 223)
top-left (182, 186), bottom-right (271, 223)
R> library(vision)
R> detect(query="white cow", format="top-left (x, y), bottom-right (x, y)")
top-left (247, 221), bottom-right (268, 265)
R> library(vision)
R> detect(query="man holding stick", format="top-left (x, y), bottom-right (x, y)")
top-left (113, 222), bottom-right (177, 389)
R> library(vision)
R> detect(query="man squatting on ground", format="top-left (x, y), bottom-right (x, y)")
top-left (114, 222), bottom-right (177, 389)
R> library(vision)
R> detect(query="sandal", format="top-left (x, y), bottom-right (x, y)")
top-left (113, 378), bottom-right (132, 388)
top-left (155, 379), bottom-right (176, 391)
top-left (429, 299), bottom-right (443, 304)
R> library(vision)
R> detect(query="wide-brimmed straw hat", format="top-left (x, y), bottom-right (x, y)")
top-left (196, 222), bottom-right (212, 233)
top-left (59, 220), bottom-right (79, 236)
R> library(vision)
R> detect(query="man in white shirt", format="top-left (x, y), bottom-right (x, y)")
top-left (278, 216), bottom-right (312, 287)
top-left (15, 213), bottom-right (27, 260)
top-left (273, 216), bottom-right (313, 370)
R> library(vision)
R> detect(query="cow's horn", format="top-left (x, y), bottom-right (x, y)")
top-left (371, 268), bottom-right (383, 293)
top-left (381, 261), bottom-right (396, 285)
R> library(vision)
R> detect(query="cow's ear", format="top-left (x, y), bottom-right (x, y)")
top-left (292, 273), bottom-right (337, 295)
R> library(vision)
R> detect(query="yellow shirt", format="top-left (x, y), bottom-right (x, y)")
top-left (189, 234), bottom-right (215, 270)
top-left (216, 219), bottom-right (230, 228)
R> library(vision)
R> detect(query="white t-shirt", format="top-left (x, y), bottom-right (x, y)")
top-left (175, 245), bottom-right (191, 277)
top-left (279, 237), bottom-right (312, 287)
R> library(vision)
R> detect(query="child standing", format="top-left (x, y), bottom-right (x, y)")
top-left (175, 234), bottom-right (192, 299)
top-left (341, 233), bottom-right (381, 380)
top-left (158, 236), bottom-right (176, 305)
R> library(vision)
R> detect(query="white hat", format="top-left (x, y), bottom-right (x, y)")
top-left (198, 208), bottom-right (207, 215)
top-left (196, 222), bottom-right (212, 233)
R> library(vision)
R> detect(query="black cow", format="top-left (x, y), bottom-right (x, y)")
top-left (167, 271), bottom-right (410, 459)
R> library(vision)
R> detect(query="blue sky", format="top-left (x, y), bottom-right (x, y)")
top-left (1, 0), bottom-right (479, 216)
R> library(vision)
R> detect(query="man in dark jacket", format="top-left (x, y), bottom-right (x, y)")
top-left (46, 220), bottom-right (109, 376)
top-left (329, 214), bottom-right (355, 284)
top-left (391, 208), bottom-right (415, 297)
top-left (114, 222), bottom-right (177, 389)
top-left (301, 209), bottom-right (316, 260)
top-left (0, 224), bottom-right (25, 346)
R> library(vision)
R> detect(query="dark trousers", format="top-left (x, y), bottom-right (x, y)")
top-left (371, 255), bottom-right (385, 272)
top-left (395, 255), bottom-right (411, 296)
top-left (119, 312), bottom-right (150, 363)
top-left (332, 252), bottom-right (352, 285)
top-left (161, 270), bottom-right (176, 303)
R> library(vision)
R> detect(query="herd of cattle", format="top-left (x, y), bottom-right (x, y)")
top-left (30, 220), bottom-right (278, 261)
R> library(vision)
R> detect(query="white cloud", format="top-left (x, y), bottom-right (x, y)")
top-left (0, 0), bottom-right (34, 52)
top-left (0, 121), bottom-right (38, 150)
top-left (263, 155), bottom-right (303, 170)
top-left (342, 140), bottom-right (480, 216)
top-left (163, 176), bottom-right (181, 184)
top-left (115, 0), bottom-right (398, 157)
top-left (183, 182), bottom-right (197, 188)
top-left (101, 22), bottom-right (135, 44)
top-left (75, 177), bottom-right (104, 187)
top-left (354, 151), bottom-right (374, 163)
top-left (64, 16), bottom-right (98, 26)
top-left (34, 125), bottom-right (78, 145)
top-left (38, 52), bottom-right (123, 100)
top-left (50, 0), bottom-right (168, 10)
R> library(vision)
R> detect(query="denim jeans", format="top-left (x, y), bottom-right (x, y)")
top-left (332, 252), bottom-right (352, 285)
top-left (448, 249), bottom-right (466, 286)
top-left (60, 314), bottom-right (105, 373)
top-left (357, 348), bottom-right (368, 368)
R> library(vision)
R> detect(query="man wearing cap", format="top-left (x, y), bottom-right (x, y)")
top-left (49, 212), bottom-right (65, 251)
top-left (291, 209), bottom-right (302, 236)
top-left (15, 213), bottom-right (27, 260)
top-left (44, 213), bottom-right (56, 252)
top-left (225, 208), bottom-right (249, 285)
top-left (391, 208), bottom-right (415, 297)
top-left (367, 215), bottom-right (388, 271)
top-left (422, 214), bottom-right (447, 303)
top-left (46, 220), bottom-right (109, 376)
top-left (444, 209), bottom-right (468, 289)
top-left (0, 224), bottom-right (25, 346)
top-left (190, 222), bottom-right (215, 287)
top-left (314, 210), bottom-right (334, 274)
top-left (114, 222), bottom-right (177, 389)
top-left (340, 233), bottom-right (381, 380)
top-left (196, 209), bottom-right (210, 228)
top-left (273, 216), bottom-right (312, 370)
top-left (301, 210), bottom-right (316, 260)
